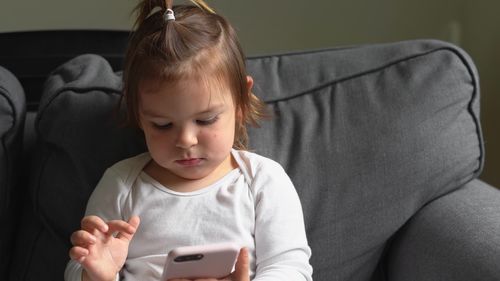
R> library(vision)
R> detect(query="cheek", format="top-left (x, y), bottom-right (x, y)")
top-left (199, 130), bottom-right (221, 142)
top-left (143, 129), bottom-right (173, 148)
top-left (200, 127), bottom-right (234, 145)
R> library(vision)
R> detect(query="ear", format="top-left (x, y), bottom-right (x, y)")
top-left (246, 75), bottom-right (254, 93)
top-left (236, 76), bottom-right (254, 121)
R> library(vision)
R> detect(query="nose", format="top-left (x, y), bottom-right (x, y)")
top-left (175, 125), bottom-right (198, 149)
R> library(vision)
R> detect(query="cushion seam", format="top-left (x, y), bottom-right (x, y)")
top-left (264, 46), bottom-right (472, 103)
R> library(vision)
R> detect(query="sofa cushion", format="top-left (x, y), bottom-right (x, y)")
top-left (387, 179), bottom-right (500, 280)
top-left (0, 30), bottom-right (130, 110)
top-left (29, 39), bottom-right (482, 281)
top-left (0, 65), bottom-right (25, 278)
top-left (33, 55), bottom-right (146, 241)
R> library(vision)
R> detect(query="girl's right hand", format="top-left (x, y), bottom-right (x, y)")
top-left (69, 215), bottom-right (141, 281)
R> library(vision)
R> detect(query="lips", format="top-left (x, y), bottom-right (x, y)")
top-left (175, 158), bottom-right (203, 167)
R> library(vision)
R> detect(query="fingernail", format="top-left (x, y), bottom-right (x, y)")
top-left (101, 225), bottom-right (108, 232)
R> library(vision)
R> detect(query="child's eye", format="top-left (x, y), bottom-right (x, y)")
top-left (152, 122), bottom-right (172, 129)
top-left (196, 116), bottom-right (219, 126)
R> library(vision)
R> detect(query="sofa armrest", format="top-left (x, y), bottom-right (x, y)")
top-left (386, 179), bottom-right (500, 281)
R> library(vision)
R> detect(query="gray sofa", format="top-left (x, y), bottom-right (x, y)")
top-left (1, 31), bottom-right (499, 281)
top-left (0, 64), bottom-right (25, 279)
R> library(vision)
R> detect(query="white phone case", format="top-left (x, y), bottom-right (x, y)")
top-left (161, 242), bottom-right (240, 280)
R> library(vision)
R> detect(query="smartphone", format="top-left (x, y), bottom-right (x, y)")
top-left (161, 242), bottom-right (240, 280)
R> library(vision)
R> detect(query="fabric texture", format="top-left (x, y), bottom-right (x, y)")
top-left (0, 65), bottom-right (25, 279)
top-left (8, 39), bottom-right (496, 281)
top-left (64, 150), bottom-right (312, 281)
top-left (387, 179), bottom-right (500, 280)
top-left (246, 40), bottom-right (483, 280)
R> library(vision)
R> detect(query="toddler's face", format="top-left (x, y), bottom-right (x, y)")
top-left (138, 76), bottom-right (237, 187)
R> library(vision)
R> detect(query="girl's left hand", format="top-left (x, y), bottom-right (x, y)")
top-left (168, 247), bottom-right (250, 281)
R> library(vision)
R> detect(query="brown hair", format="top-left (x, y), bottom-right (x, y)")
top-left (122, 0), bottom-right (267, 150)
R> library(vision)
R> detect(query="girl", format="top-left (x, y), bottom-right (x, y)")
top-left (65, 1), bottom-right (312, 280)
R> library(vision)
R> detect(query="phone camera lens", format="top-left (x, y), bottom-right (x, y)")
top-left (174, 254), bottom-right (204, 262)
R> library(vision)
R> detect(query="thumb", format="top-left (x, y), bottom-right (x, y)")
top-left (116, 215), bottom-right (141, 241)
top-left (232, 247), bottom-right (250, 281)
top-left (128, 215), bottom-right (141, 229)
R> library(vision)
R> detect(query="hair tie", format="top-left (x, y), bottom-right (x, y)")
top-left (164, 9), bottom-right (175, 21)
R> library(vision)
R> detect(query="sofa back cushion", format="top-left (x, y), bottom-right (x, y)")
top-left (0, 30), bottom-right (129, 110)
top-left (246, 41), bottom-right (483, 279)
top-left (0, 65), bottom-right (25, 278)
top-left (31, 40), bottom-right (483, 281)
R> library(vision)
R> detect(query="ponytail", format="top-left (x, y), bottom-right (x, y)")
top-left (132, 0), bottom-right (164, 28)
top-left (132, 0), bottom-right (215, 27)
top-left (188, 0), bottom-right (215, 14)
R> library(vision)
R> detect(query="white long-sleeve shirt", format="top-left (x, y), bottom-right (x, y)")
top-left (65, 149), bottom-right (312, 281)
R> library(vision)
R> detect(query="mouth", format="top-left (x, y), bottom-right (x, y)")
top-left (175, 158), bottom-right (203, 167)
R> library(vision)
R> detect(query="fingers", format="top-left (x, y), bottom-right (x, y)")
top-left (69, 215), bottom-right (140, 262)
top-left (69, 219), bottom-right (99, 263)
top-left (81, 215), bottom-right (109, 233)
top-left (128, 215), bottom-right (141, 229)
top-left (71, 215), bottom-right (140, 247)
top-left (70, 230), bottom-right (97, 247)
top-left (69, 220), bottom-right (98, 264)
top-left (106, 220), bottom-right (134, 235)
top-left (69, 246), bottom-right (89, 258)
top-left (69, 246), bottom-right (90, 262)
top-left (113, 215), bottom-right (140, 241)
top-left (79, 215), bottom-right (140, 239)
top-left (232, 247), bottom-right (250, 281)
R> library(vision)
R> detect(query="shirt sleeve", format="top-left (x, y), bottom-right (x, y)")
top-left (64, 167), bottom-right (127, 281)
top-left (251, 160), bottom-right (313, 281)
top-left (64, 260), bottom-right (84, 281)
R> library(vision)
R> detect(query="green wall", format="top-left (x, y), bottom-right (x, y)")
top-left (461, 0), bottom-right (500, 188)
top-left (1, 0), bottom-right (499, 187)
top-left (0, 0), bottom-right (463, 54)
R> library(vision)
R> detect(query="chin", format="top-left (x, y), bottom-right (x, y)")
top-left (173, 168), bottom-right (212, 181)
